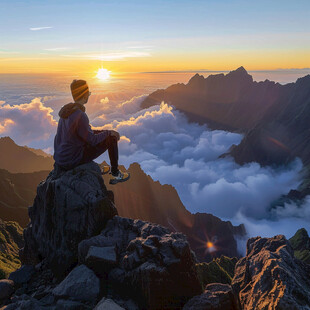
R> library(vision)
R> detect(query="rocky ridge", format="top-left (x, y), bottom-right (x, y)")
top-left (2, 163), bottom-right (310, 309)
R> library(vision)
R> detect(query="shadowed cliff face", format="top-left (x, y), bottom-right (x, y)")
top-left (230, 74), bottom-right (310, 167)
top-left (103, 162), bottom-right (246, 262)
top-left (0, 137), bottom-right (53, 173)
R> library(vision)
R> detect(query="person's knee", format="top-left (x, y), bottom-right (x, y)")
top-left (108, 135), bottom-right (118, 143)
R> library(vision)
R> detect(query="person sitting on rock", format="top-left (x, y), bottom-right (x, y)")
top-left (53, 79), bottom-right (130, 184)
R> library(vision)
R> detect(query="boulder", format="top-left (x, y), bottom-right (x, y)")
top-left (79, 216), bottom-right (202, 309)
top-left (183, 283), bottom-right (241, 310)
top-left (9, 265), bottom-right (35, 285)
top-left (232, 234), bottom-right (310, 309)
top-left (20, 162), bottom-right (117, 277)
top-left (52, 264), bottom-right (100, 302)
top-left (0, 279), bottom-right (14, 300)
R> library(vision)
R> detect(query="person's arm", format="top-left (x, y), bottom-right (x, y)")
top-left (76, 112), bottom-right (110, 146)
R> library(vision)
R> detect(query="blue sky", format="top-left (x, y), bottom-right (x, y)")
top-left (0, 0), bottom-right (309, 72)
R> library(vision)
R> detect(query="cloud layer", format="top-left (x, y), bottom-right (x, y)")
top-left (1, 93), bottom-right (309, 246)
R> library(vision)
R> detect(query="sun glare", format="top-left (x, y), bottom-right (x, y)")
top-left (96, 68), bottom-right (111, 81)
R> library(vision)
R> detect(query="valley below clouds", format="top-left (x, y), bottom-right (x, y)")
top-left (1, 87), bottom-right (310, 247)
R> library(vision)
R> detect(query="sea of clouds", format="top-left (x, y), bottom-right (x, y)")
top-left (1, 94), bottom-right (310, 252)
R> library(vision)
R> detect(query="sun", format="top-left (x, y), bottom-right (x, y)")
top-left (96, 68), bottom-right (111, 81)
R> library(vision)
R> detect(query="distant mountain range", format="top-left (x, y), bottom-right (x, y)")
top-left (142, 67), bottom-right (310, 168)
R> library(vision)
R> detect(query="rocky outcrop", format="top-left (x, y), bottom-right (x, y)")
top-left (183, 283), bottom-right (241, 310)
top-left (78, 216), bottom-right (202, 310)
top-left (104, 162), bottom-right (246, 262)
top-left (3, 162), bottom-right (202, 309)
top-left (289, 228), bottom-right (310, 264)
top-left (232, 234), bottom-right (310, 309)
top-left (20, 162), bottom-right (118, 277)
top-left (0, 219), bottom-right (23, 279)
top-left (5, 217), bottom-right (202, 310)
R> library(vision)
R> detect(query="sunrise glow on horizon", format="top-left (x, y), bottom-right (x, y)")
top-left (0, 0), bottom-right (309, 74)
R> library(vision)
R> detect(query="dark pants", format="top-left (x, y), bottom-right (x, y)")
top-left (80, 135), bottom-right (119, 175)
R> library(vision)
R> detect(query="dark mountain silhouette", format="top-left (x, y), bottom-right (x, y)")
top-left (142, 68), bottom-right (310, 200)
top-left (0, 137), bottom-right (54, 173)
top-left (103, 162), bottom-right (245, 262)
top-left (141, 66), bottom-right (283, 131)
top-left (230, 74), bottom-right (310, 167)
top-left (0, 168), bottom-right (49, 227)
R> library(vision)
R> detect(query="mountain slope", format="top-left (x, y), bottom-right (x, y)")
top-left (230, 74), bottom-right (310, 166)
top-left (104, 163), bottom-right (245, 261)
top-left (0, 168), bottom-right (49, 227)
top-left (0, 219), bottom-right (23, 279)
top-left (0, 137), bottom-right (54, 173)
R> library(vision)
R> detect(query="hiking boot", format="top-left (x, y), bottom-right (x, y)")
top-left (109, 170), bottom-right (130, 185)
top-left (100, 165), bottom-right (110, 175)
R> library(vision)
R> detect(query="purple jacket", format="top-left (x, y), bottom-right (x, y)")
top-left (54, 103), bottom-right (110, 169)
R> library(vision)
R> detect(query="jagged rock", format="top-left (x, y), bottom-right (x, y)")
top-left (52, 265), bottom-right (100, 302)
top-left (232, 235), bottom-right (310, 309)
top-left (0, 279), bottom-right (14, 300)
top-left (20, 162), bottom-right (117, 277)
top-left (9, 265), bottom-right (35, 285)
top-left (289, 228), bottom-right (310, 264)
top-left (183, 283), bottom-right (241, 310)
top-left (94, 297), bottom-right (125, 310)
top-left (79, 216), bottom-right (202, 310)
top-left (85, 246), bottom-right (117, 272)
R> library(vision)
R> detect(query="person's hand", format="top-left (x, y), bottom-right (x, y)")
top-left (110, 130), bottom-right (120, 141)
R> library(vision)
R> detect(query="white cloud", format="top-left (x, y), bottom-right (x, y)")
top-left (0, 97), bottom-right (57, 147)
top-left (3, 91), bottom-right (307, 243)
top-left (93, 101), bottom-right (304, 237)
top-left (30, 26), bottom-right (53, 31)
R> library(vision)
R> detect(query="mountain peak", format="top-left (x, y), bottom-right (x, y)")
top-left (188, 73), bottom-right (205, 86)
top-left (229, 66), bottom-right (249, 75)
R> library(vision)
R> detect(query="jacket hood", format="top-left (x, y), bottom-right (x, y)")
top-left (58, 103), bottom-right (85, 119)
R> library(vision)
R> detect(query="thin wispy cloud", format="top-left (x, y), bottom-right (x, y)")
top-left (30, 26), bottom-right (53, 31)
top-left (61, 51), bottom-right (150, 61)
